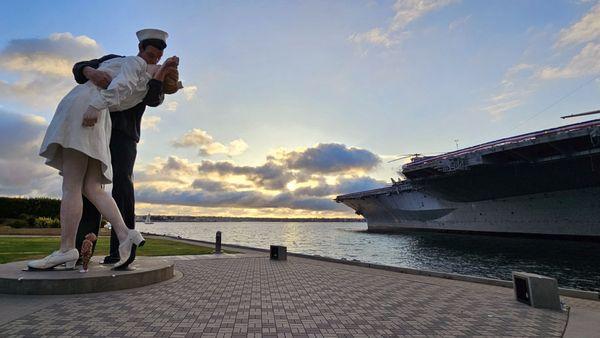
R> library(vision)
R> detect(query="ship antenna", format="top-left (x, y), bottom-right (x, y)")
top-left (512, 74), bottom-right (600, 131)
top-left (561, 109), bottom-right (600, 119)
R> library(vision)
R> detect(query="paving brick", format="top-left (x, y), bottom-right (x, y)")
top-left (0, 257), bottom-right (568, 337)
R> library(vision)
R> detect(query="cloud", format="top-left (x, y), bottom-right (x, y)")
top-left (538, 42), bottom-right (600, 79)
top-left (390, 0), bottom-right (458, 31)
top-left (141, 115), bottom-right (161, 131)
top-left (348, 28), bottom-right (399, 48)
top-left (182, 86), bottom-right (198, 100)
top-left (0, 111), bottom-right (46, 159)
top-left (243, 162), bottom-right (295, 190)
top-left (134, 156), bottom-right (198, 184)
top-left (448, 14), bottom-right (471, 32)
top-left (0, 32), bottom-right (102, 109)
top-left (191, 178), bottom-right (251, 192)
top-left (164, 101), bottom-right (178, 111)
top-left (131, 140), bottom-right (387, 215)
top-left (0, 74), bottom-right (73, 110)
top-left (198, 160), bottom-right (294, 190)
top-left (280, 143), bottom-right (381, 174)
top-left (163, 156), bottom-right (196, 173)
top-left (293, 176), bottom-right (386, 197)
top-left (335, 176), bottom-right (387, 194)
top-left (481, 63), bottom-right (538, 119)
top-left (137, 156), bottom-right (294, 191)
top-left (0, 110), bottom-right (59, 196)
top-left (0, 32), bottom-right (101, 77)
top-left (538, 3), bottom-right (600, 80)
top-left (191, 178), bottom-right (232, 192)
top-left (133, 142), bottom-right (386, 214)
top-left (480, 2), bottom-right (600, 120)
top-left (135, 186), bottom-right (347, 212)
top-left (539, 2), bottom-right (600, 80)
top-left (555, 2), bottom-right (600, 48)
top-left (349, 0), bottom-right (458, 48)
top-left (172, 128), bottom-right (249, 156)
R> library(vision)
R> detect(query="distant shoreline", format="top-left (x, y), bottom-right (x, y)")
top-left (136, 215), bottom-right (365, 223)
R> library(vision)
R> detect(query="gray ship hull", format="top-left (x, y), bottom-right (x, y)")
top-left (336, 118), bottom-right (600, 239)
top-left (339, 186), bottom-right (600, 238)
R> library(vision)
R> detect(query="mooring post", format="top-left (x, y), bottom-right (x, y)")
top-left (215, 231), bottom-right (222, 254)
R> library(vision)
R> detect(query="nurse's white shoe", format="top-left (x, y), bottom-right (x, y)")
top-left (113, 230), bottom-right (145, 270)
top-left (27, 249), bottom-right (79, 270)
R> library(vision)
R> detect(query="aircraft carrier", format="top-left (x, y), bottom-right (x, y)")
top-left (335, 118), bottom-right (600, 239)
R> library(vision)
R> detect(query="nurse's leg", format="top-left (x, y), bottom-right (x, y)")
top-left (60, 148), bottom-right (88, 252)
top-left (81, 158), bottom-right (129, 244)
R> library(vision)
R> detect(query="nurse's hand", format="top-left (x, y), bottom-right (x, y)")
top-left (162, 56), bottom-right (179, 69)
top-left (83, 67), bottom-right (112, 89)
top-left (82, 106), bottom-right (101, 127)
top-left (153, 56), bottom-right (179, 81)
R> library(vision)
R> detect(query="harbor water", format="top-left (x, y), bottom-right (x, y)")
top-left (138, 221), bottom-right (600, 291)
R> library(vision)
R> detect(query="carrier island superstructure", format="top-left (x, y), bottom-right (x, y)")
top-left (335, 118), bottom-right (600, 239)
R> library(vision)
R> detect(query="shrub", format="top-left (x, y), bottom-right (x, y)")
top-left (33, 217), bottom-right (61, 228)
top-left (7, 219), bottom-right (29, 228)
top-left (0, 197), bottom-right (60, 219)
top-left (19, 214), bottom-right (36, 227)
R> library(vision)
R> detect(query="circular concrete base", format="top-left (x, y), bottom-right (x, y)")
top-left (0, 257), bottom-right (174, 295)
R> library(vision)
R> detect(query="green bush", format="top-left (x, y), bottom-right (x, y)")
top-left (0, 197), bottom-right (60, 219)
top-left (19, 214), bottom-right (36, 227)
top-left (6, 219), bottom-right (29, 228)
top-left (33, 217), bottom-right (61, 228)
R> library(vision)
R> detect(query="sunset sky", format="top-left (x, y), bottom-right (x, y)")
top-left (1, 0), bottom-right (599, 217)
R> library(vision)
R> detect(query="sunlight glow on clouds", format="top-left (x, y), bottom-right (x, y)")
top-left (130, 143), bottom-right (386, 216)
top-left (0, 32), bottom-right (101, 77)
top-left (172, 128), bottom-right (249, 157)
top-left (3, 2), bottom-right (599, 217)
top-left (0, 32), bottom-right (102, 109)
top-left (164, 101), bottom-right (178, 111)
top-left (182, 86), bottom-right (198, 101)
top-left (141, 115), bottom-right (161, 131)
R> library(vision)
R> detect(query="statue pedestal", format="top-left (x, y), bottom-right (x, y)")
top-left (0, 257), bottom-right (173, 295)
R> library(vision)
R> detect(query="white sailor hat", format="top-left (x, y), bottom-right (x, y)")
top-left (136, 29), bottom-right (169, 43)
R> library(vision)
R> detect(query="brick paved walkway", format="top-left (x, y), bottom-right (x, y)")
top-left (0, 256), bottom-right (570, 337)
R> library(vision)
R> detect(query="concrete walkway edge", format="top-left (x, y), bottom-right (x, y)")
top-left (143, 232), bottom-right (600, 301)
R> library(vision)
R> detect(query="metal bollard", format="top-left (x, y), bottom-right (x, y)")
top-left (270, 245), bottom-right (287, 260)
top-left (512, 271), bottom-right (561, 311)
top-left (215, 231), bottom-right (222, 254)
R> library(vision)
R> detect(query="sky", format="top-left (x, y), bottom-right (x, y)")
top-left (0, 0), bottom-right (599, 217)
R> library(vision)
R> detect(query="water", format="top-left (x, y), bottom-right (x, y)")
top-left (138, 221), bottom-right (600, 291)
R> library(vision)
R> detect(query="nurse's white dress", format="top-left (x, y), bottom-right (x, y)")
top-left (40, 56), bottom-right (152, 184)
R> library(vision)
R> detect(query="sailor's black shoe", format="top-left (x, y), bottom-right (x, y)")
top-left (101, 255), bottom-right (120, 264)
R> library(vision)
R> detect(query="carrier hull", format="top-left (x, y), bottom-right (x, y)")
top-left (336, 118), bottom-right (600, 239)
top-left (338, 186), bottom-right (600, 238)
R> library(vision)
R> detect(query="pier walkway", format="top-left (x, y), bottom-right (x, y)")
top-left (0, 241), bottom-right (598, 337)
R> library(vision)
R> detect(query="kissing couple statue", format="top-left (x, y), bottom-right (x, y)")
top-left (28, 29), bottom-right (181, 271)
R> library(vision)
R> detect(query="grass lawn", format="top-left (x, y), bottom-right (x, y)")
top-left (0, 236), bottom-right (223, 264)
